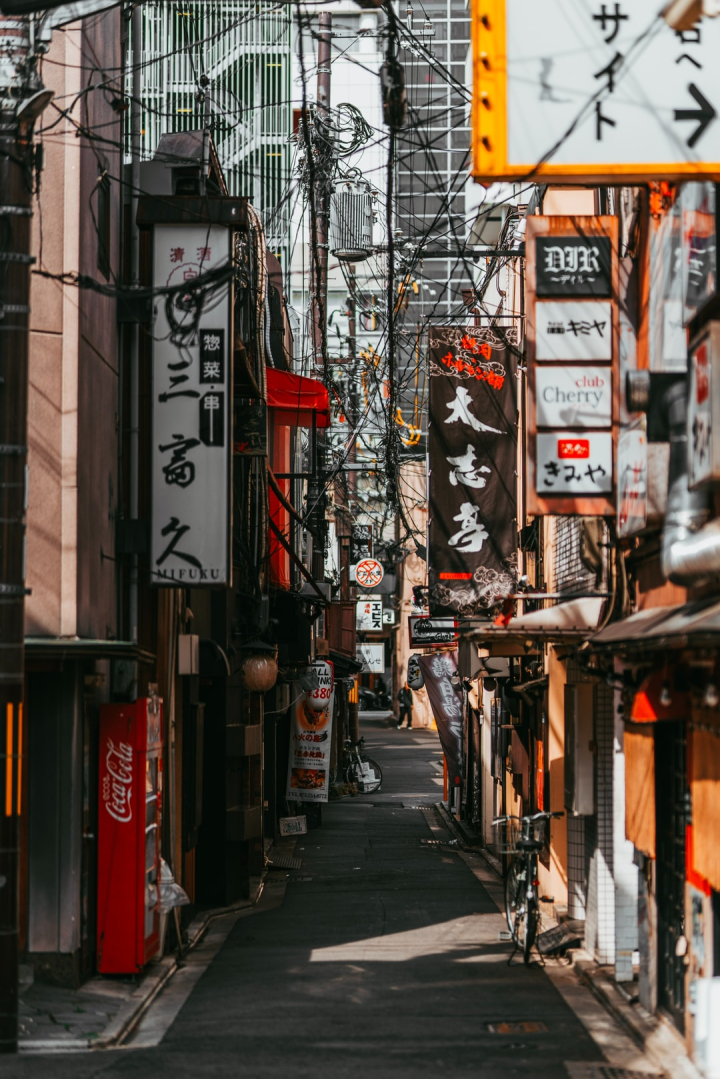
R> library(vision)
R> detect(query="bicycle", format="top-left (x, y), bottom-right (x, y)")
top-left (342, 737), bottom-right (382, 794)
top-left (493, 809), bottom-right (564, 964)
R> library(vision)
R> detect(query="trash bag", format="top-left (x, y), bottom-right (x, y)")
top-left (158, 856), bottom-right (190, 914)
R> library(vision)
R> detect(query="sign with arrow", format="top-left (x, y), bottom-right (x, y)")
top-left (472, 0), bottom-right (720, 182)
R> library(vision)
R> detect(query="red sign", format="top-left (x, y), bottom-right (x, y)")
top-left (696, 341), bottom-right (709, 405)
top-left (354, 558), bottom-right (384, 588)
top-left (557, 439), bottom-right (590, 459)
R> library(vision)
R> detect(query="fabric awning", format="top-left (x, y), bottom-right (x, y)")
top-left (460, 597), bottom-right (606, 655)
top-left (590, 598), bottom-right (720, 654)
top-left (266, 368), bottom-right (330, 428)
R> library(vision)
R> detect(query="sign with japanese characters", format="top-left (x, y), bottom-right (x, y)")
top-left (536, 433), bottom-right (613, 494)
top-left (473, 0), bottom-right (720, 184)
top-left (286, 687), bottom-right (334, 803)
top-left (151, 225), bottom-right (232, 585)
top-left (418, 651), bottom-right (463, 785)
top-left (617, 418), bottom-right (647, 537)
top-left (408, 616), bottom-right (459, 648)
top-left (428, 325), bottom-right (518, 619)
top-left (528, 216), bottom-right (618, 516)
top-left (350, 524), bottom-right (373, 564)
top-left (535, 366), bottom-right (612, 428)
top-left (356, 600), bottom-right (383, 632)
top-left (535, 302), bottom-right (612, 362)
top-left (353, 558), bottom-right (384, 589)
top-left (536, 237), bottom-right (612, 297)
top-left (356, 643), bottom-right (385, 674)
top-left (689, 324), bottom-right (720, 488)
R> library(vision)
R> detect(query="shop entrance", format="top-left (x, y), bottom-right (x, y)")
top-left (655, 720), bottom-right (688, 1032)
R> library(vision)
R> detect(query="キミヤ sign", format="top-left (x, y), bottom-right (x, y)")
top-left (472, 0), bottom-right (720, 183)
top-left (353, 559), bottom-right (384, 588)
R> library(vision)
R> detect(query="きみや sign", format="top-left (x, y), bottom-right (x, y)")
top-left (536, 433), bottom-right (613, 494)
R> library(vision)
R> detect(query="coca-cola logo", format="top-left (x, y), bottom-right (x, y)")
top-left (102, 738), bottom-right (133, 823)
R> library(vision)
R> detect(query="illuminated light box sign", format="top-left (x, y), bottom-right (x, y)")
top-left (536, 433), bottom-right (613, 495)
top-left (535, 366), bottom-right (612, 428)
top-left (535, 302), bottom-right (612, 362)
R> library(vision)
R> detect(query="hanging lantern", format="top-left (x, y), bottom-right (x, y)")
top-left (241, 652), bottom-right (278, 694)
top-left (306, 659), bottom-right (334, 711)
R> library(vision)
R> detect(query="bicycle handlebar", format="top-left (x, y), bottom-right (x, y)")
top-left (492, 810), bottom-right (564, 825)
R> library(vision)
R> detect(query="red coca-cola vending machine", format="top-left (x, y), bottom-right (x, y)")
top-left (97, 696), bottom-right (162, 973)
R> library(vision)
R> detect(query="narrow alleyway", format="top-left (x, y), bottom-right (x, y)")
top-left (9, 719), bottom-right (651, 1079)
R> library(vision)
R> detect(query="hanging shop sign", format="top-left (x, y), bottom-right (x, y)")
top-left (286, 687), bottom-right (334, 803)
top-left (307, 659), bottom-right (334, 711)
top-left (407, 654), bottom-right (424, 690)
top-left (427, 325), bottom-right (518, 619)
top-left (418, 651), bottom-right (463, 785)
top-left (472, 0), bottom-right (720, 184)
top-left (408, 616), bottom-right (459, 648)
top-left (151, 224), bottom-right (232, 585)
top-left (689, 323), bottom-right (720, 488)
top-left (527, 217), bottom-right (618, 517)
top-left (356, 600), bottom-right (383, 632)
top-left (356, 643), bottom-right (385, 674)
top-left (353, 558), bottom-right (384, 588)
top-left (350, 524), bottom-right (373, 563)
top-left (617, 418), bottom-right (648, 538)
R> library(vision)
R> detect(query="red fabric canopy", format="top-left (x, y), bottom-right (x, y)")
top-left (266, 368), bottom-right (330, 428)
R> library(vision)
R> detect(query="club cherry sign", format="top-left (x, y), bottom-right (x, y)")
top-left (102, 738), bottom-right (134, 823)
top-left (353, 558), bottom-right (384, 588)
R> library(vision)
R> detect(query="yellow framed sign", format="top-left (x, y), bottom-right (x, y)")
top-left (472, 0), bottom-right (720, 184)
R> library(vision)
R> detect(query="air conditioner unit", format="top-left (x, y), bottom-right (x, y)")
top-left (330, 181), bottom-right (373, 262)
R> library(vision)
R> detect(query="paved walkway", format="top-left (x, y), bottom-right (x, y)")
top-left (7, 716), bottom-right (660, 1079)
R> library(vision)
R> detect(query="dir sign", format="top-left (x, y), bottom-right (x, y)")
top-left (472, 0), bottom-right (720, 183)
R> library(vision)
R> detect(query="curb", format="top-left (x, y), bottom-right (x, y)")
top-left (434, 802), bottom-right (503, 877)
top-left (19, 877), bottom-right (266, 1054)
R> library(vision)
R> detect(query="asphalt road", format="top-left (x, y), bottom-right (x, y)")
top-left (5, 715), bottom-right (618, 1079)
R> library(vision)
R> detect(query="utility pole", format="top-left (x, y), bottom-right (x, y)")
top-left (307, 10), bottom-right (331, 586)
top-left (0, 14), bottom-right (44, 1054)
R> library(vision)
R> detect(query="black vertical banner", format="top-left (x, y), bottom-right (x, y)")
top-left (428, 326), bottom-right (518, 617)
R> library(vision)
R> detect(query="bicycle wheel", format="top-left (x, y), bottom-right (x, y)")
top-left (523, 901), bottom-right (540, 965)
top-left (504, 859), bottom-right (526, 938)
top-left (347, 757), bottom-right (382, 794)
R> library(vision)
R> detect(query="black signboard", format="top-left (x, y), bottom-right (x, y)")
top-left (428, 326), bottom-right (517, 618)
top-left (535, 236), bottom-right (612, 297)
top-left (199, 328), bottom-right (225, 383)
top-left (199, 391), bottom-right (225, 447)
top-left (408, 616), bottom-right (458, 647)
top-left (350, 524), bottom-right (373, 563)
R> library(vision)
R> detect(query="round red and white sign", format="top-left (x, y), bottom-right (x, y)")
top-left (354, 558), bottom-right (384, 588)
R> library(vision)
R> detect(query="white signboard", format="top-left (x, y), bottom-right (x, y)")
top-left (535, 302), bottom-right (612, 361)
top-left (536, 366), bottom-right (612, 428)
top-left (286, 687), bottom-right (334, 803)
top-left (478, 0), bottom-right (720, 180)
top-left (356, 643), bottom-right (385, 674)
top-left (617, 419), bottom-right (648, 538)
top-left (353, 558), bottom-right (384, 588)
top-left (356, 600), bottom-right (382, 632)
top-left (536, 432), bottom-right (613, 495)
top-left (689, 327), bottom-right (720, 488)
top-left (151, 225), bottom-right (231, 584)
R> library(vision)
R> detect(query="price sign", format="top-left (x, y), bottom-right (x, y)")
top-left (307, 659), bottom-right (334, 711)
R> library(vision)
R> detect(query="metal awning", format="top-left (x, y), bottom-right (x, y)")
top-left (590, 598), bottom-right (720, 654)
top-left (25, 637), bottom-right (155, 664)
top-left (460, 597), bottom-right (606, 656)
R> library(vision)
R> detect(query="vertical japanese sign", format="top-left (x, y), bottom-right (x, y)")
top-left (286, 688), bottom-right (334, 803)
top-left (418, 651), bottom-right (463, 785)
top-left (151, 225), bottom-right (232, 584)
top-left (428, 325), bottom-right (518, 618)
top-left (527, 217), bottom-right (618, 516)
